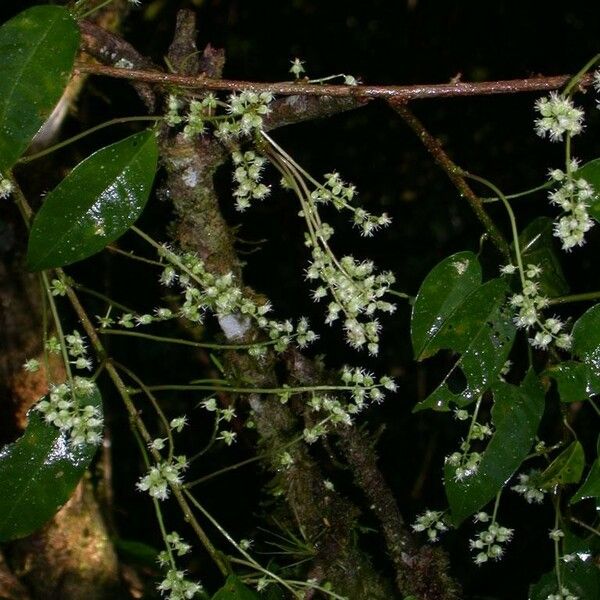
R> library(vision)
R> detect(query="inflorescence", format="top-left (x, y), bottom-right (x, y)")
top-left (501, 263), bottom-right (572, 351)
top-left (534, 87), bottom-right (597, 253)
top-left (35, 377), bottom-right (103, 447)
top-left (164, 81), bottom-right (395, 356)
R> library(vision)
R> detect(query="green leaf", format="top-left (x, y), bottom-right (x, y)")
top-left (576, 158), bottom-right (600, 223)
top-left (444, 370), bottom-right (544, 526)
top-left (518, 217), bottom-right (569, 297)
top-left (114, 538), bottom-right (160, 567)
top-left (571, 461), bottom-right (600, 504)
top-left (27, 131), bottom-right (158, 271)
top-left (411, 251), bottom-right (481, 360)
top-left (546, 361), bottom-right (600, 403)
top-left (414, 279), bottom-right (516, 412)
top-left (571, 435), bottom-right (600, 504)
top-left (529, 530), bottom-right (600, 600)
top-left (572, 304), bottom-right (600, 384)
top-left (0, 386), bottom-right (102, 542)
top-left (212, 575), bottom-right (261, 600)
top-left (539, 441), bottom-right (585, 490)
top-left (0, 6), bottom-right (79, 170)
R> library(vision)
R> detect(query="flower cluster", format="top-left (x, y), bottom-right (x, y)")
top-left (155, 531), bottom-right (201, 598)
top-left (166, 89), bottom-right (272, 141)
top-left (137, 455), bottom-right (189, 500)
top-left (504, 263), bottom-right (571, 350)
top-left (216, 91), bottom-right (274, 139)
top-left (165, 93), bottom-right (217, 137)
top-left (546, 587), bottom-right (579, 600)
top-left (534, 92), bottom-right (584, 142)
top-left (411, 510), bottom-right (448, 542)
top-left (65, 329), bottom-right (93, 371)
top-left (307, 247), bottom-right (395, 354)
top-left (446, 404), bottom-right (493, 482)
top-left (547, 163), bottom-right (595, 251)
top-left (231, 149), bottom-right (270, 211)
top-left (157, 569), bottom-right (203, 600)
top-left (35, 378), bottom-right (103, 447)
top-left (199, 396), bottom-right (238, 446)
top-left (511, 470), bottom-right (546, 504)
top-left (183, 95), bottom-right (217, 139)
top-left (158, 532), bottom-right (192, 566)
top-left (109, 245), bottom-right (317, 356)
top-left (0, 174), bottom-right (13, 199)
top-left (45, 335), bottom-right (62, 355)
top-left (299, 368), bottom-right (396, 443)
top-left (446, 449), bottom-right (483, 482)
top-left (310, 172), bottom-right (392, 236)
top-left (469, 516), bottom-right (514, 565)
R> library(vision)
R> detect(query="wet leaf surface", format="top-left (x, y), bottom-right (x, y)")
top-left (27, 130), bottom-right (158, 271)
top-left (0, 6), bottom-right (79, 170)
top-left (411, 251), bottom-right (481, 360)
top-left (444, 370), bottom-right (544, 526)
top-left (0, 386), bottom-right (102, 542)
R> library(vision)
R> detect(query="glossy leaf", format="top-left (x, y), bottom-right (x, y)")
top-left (546, 361), bottom-right (600, 403)
top-left (212, 575), bottom-right (261, 600)
top-left (411, 251), bottom-right (481, 360)
top-left (27, 130), bottom-right (158, 271)
top-left (571, 461), bottom-right (600, 505)
top-left (0, 6), bottom-right (79, 170)
top-left (530, 530), bottom-right (599, 599)
top-left (571, 304), bottom-right (600, 385)
top-left (0, 386), bottom-right (102, 541)
top-left (444, 370), bottom-right (544, 526)
top-left (414, 279), bottom-right (516, 412)
top-left (518, 217), bottom-right (568, 298)
top-left (576, 158), bottom-right (600, 223)
top-left (571, 435), bottom-right (600, 504)
top-left (539, 441), bottom-right (585, 490)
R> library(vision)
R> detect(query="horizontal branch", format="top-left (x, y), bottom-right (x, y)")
top-left (75, 62), bottom-right (592, 100)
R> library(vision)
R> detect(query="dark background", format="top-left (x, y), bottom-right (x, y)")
top-left (3, 1), bottom-right (600, 598)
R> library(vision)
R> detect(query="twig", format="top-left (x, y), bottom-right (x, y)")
top-left (389, 101), bottom-right (512, 260)
top-left (63, 283), bottom-right (229, 576)
top-left (75, 62), bottom-right (592, 100)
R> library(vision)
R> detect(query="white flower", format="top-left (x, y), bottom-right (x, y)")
top-left (469, 521), bottom-right (513, 564)
top-left (218, 430), bottom-right (237, 446)
top-left (157, 568), bottom-right (202, 599)
top-left (137, 457), bottom-right (188, 500)
top-left (170, 416), bottom-right (188, 432)
top-left (500, 264), bottom-right (517, 275)
top-left (535, 92), bottom-right (585, 141)
top-left (412, 510), bottom-right (448, 542)
top-left (511, 471), bottom-right (546, 504)
top-left (0, 176), bottom-right (13, 199)
top-left (289, 58), bottom-right (305, 78)
top-left (35, 378), bottom-right (103, 447)
top-left (149, 438), bottom-right (167, 451)
top-left (23, 358), bottom-right (40, 373)
top-left (549, 528), bottom-right (564, 541)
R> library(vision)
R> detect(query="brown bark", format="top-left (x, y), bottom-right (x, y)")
top-left (155, 11), bottom-right (395, 598)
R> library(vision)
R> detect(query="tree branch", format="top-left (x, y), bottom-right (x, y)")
top-left (75, 62), bottom-right (591, 100)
